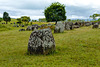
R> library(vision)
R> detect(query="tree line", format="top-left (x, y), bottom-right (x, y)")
top-left (0, 12), bottom-right (31, 24)
top-left (17, 16), bottom-right (30, 25)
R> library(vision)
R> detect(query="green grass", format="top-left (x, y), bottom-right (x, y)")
top-left (0, 24), bottom-right (100, 67)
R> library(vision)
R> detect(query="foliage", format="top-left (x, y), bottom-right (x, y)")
top-left (0, 17), bottom-right (3, 22)
top-left (8, 17), bottom-right (11, 22)
top-left (32, 20), bottom-right (37, 22)
top-left (21, 16), bottom-right (31, 24)
top-left (44, 2), bottom-right (66, 24)
top-left (22, 17), bottom-right (28, 22)
top-left (67, 19), bottom-right (85, 22)
top-left (93, 20), bottom-right (98, 23)
top-left (40, 25), bottom-right (55, 30)
top-left (16, 16), bottom-right (31, 25)
top-left (27, 17), bottom-right (31, 22)
top-left (17, 18), bottom-right (22, 24)
top-left (39, 18), bottom-right (46, 22)
top-left (3, 12), bottom-right (11, 24)
top-left (17, 18), bottom-right (21, 22)
top-left (97, 18), bottom-right (100, 22)
top-left (67, 19), bottom-right (71, 22)
top-left (90, 14), bottom-right (100, 20)
top-left (90, 14), bottom-right (100, 22)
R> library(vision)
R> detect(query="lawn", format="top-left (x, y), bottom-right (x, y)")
top-left (0, 23), bottom-right (100, 67)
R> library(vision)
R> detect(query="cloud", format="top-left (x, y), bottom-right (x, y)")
top-left (66, 6), bottom-right (95, 19)
top-left (68, 15), bottom-right (86, 19)
top-left (0, 0), bottom-right (100, 20)
top-left (0, 13), bottom-right (3, 17)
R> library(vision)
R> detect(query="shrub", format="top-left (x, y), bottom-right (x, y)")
top-left (40, 25), bottom-right (55, 30)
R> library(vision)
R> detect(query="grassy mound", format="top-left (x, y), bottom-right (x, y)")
top-left (0, 24), bottom-right (11, 31)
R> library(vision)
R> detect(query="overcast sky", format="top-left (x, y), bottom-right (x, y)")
top-left (0, 0), bottom-right (100, 20)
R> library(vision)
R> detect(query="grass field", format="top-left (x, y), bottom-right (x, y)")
top-left (0, 22), bottom-right (100, 67)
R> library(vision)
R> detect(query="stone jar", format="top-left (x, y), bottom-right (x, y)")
top-left (28, 28), bottom-right (55, 54)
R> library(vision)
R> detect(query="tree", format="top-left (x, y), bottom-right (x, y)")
top-left (32, 20), bottom-right (37, 22)
top-left (98, 18), bottom-right (100, 21)
top-left (17, 18), bottom-right (22, 25)
top-left (8, 17), bottom-right (11, 22)
top-left (0, 17), bottom-right (3, 22)
top-left (21, 16), bottom-right (30, 24)
top-left (67, 19), bottom-right (71, 22)
top-left (3, 12), bottom-right (11, 24)
top-left (22, 17), bottom-right (28, 24)
top-left (39, 18), bottom-right (46, 22)
top-left (44, 2), bottom-right (66, 24)
top-left (27, 17), bottom-right (31, 23)
top-left (17, 18), bottom-right (21, 22)
top-left (90, 14), bottom-right (100, 20)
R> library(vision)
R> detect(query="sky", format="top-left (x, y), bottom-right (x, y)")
top-left (0, 0), bottom-right (100, 20)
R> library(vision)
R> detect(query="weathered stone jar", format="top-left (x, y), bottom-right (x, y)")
top-left (92, 23), bottom-right (99, 29)
top-left (54, 22), bottom-right (65, 33)
top-left (28, 28), bottom-right (55, 54)
top-left (65, 22), bottom-right (74, 30)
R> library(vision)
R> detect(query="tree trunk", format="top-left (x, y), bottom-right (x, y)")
top-left (55, 21), bottom-right (57, 25)
top-left (6, 21), bottom-right (7, 24)
top-left (27, 22), bottom-right (29, 25)
top-left (19, 24), bottom-right (21, 26)
top-left (31, 22), bottom-right (32, 25)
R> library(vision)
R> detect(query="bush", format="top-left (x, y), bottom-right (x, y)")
top-left (0, 24), bottom-right (11, 31)
top-left (40, 25), bottom-right (55, 30)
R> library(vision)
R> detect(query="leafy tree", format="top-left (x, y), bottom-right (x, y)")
top-left (27, 17), bottom-right (31, 23)
top-left (44, 2), bottom-right (66, 24)
top-left (3, 12), bottom-right (11, 24)
top-left (39, 18), bottom-right (46, 22)
top-left (21, 16), bottom-right (30, 24)
top-left (8, 17), bottom-right (11, 22)
top-left (97, 18), bottom-right (100, 22)
top-left (17, 18), bottom-right (22, 25)
top-left (0, 17), bottom-right (3, 22)
top-left (32, 20), bottom-right (37, 22)
top-left (17, 18), bottom-right (21, 22)
top-left (22, 17), bottom-right (28, 24)
top-left (98, 18), bottom-right (100, 21)
top-left (67, 19), bottom-right (85, 22)
top-left (67, 19), bottom-right (71, 22)
top-left (90, 14), bottom-right (100, 20)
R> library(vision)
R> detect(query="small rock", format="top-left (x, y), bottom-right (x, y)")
top-left (21, 25), bottom-right (24, 27)
top-left (19, 29), bottom-right (25, 31)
